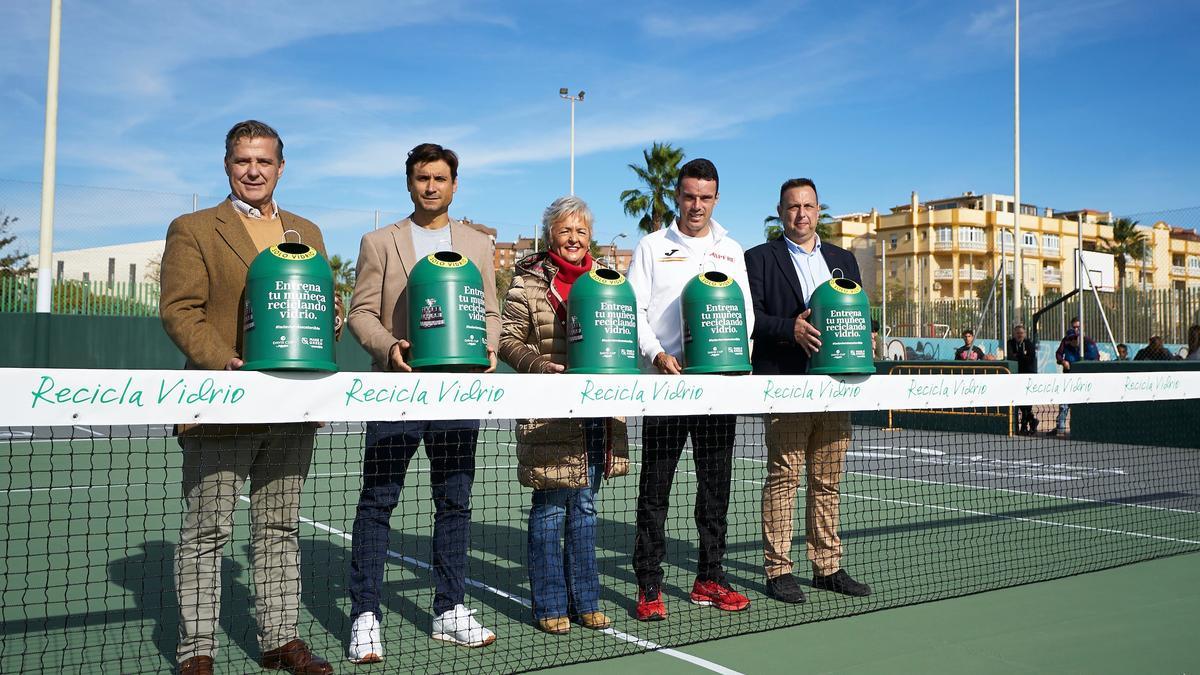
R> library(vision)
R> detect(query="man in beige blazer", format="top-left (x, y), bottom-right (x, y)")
top-left (346, 143), bottom-right (501, 663)
top-left (160, 120), bottom-right (335, 675)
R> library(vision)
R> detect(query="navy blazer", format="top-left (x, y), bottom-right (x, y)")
top-left (745, 237), bottom-right (862, 375)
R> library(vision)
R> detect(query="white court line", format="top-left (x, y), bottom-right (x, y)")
top-left (729, 453), bottom-right (1200, 516)
top-left (710, 454), bottom-right (1200, 542)
top-left (238, 495), bottom-right (744, 675)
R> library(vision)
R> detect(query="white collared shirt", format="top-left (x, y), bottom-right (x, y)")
top-left (626, 219), bottom-right (753, 370)
top-left (229, 194), bottom-right (279, 220)
top-left (784, 234), bottom-right (832, 305)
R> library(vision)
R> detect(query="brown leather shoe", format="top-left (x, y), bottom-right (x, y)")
top-left (536, 616), bottom-right (570, 635)
top-left (261, 639), bottom-right (334, 674)
top-left (576, 611), bottom-right (612, 630)
top-left (178, 655), bottom-right (214, 675)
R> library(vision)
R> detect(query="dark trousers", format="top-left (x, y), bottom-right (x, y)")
top-left (633, 414), bottom-right (736, 588)
top-left (349, 419), bottom-right (478, 618)
top-left (1017, 405), bottom-right (1037, 430)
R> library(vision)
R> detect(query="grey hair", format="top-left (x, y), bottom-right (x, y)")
top-left (542, 195), bottom-right (594, 242)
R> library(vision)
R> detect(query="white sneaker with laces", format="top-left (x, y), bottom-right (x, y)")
top-left (431, 604), bottom-right (496, 647)
top-left (348, 611), bottom-right (383, 664)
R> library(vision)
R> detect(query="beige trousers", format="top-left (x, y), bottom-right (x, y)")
top-left (762, 412), bottom-right (851, 579)
top-left (175, 425), bottom-right (315, 663)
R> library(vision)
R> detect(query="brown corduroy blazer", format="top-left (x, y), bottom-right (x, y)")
top-left (160, 199), bottom-right (328, 370)
top-left (348, 217), bottom-right (501, 371)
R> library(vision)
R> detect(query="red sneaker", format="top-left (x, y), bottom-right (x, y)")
top-left (690, 578), bottom-right (750, 611)
top-left (636, 585), bottom-right (668, 621)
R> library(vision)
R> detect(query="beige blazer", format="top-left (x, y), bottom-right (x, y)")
top-left (348, 217), bottom-right (500, 371)
top-left (160, 199), bottom-right (327, 370)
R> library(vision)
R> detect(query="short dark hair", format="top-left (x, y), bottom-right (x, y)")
top-left (225, 120), bottom-right (283, 160)
top-left (676, 158), bottom-right (719, 193)
top-left (1069, 316), bottom-right (1080, 324)
top-left (406, 143), bottom-right (459, 181)
top-left (779, 177), bottom-right (819, 205)
top-left (962, 329), bottom-right (974, 337)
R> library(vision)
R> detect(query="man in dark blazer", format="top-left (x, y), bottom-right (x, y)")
top-left (744, 177), bottom-right (872, 604)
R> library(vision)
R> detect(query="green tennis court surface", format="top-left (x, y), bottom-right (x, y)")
top-left (2, 420), bottom-right (1198, 673)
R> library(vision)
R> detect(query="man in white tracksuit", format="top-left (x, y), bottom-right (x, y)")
top-left (625, 158), bottom-right (755, 621)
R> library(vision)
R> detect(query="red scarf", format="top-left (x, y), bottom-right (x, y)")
top-left (547, 250), bottom-right (592, 320)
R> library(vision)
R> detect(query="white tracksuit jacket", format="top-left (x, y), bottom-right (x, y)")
top-left (625, 220), bottom-right (754, 372)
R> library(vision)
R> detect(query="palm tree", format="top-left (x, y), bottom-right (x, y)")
top-left (329, 254), bottom-right (356, 298)
top-left (763, 204), bottom-right (834, 242)
top-left (620, 142), bottom-right (684, 234)
top-left (1099, 217), bottom-right (1148, 343)
top-left (1098, 218), bottom-right (1147, 291)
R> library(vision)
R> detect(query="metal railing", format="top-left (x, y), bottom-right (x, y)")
top-left (0, 276), bottom-right (160, 316)
top-left (879, 287), bottom-right (1200, 344)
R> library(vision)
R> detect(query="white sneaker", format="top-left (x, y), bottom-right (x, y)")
top-left (348, 611), bottom-right (383, 664)
top-left (431, 604), bottom-right (496, 647)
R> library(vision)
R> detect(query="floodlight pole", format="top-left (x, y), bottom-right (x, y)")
top-left (1012, 0), bottom-right (1023, 329)
top-left (559, 88), bottom-right (585, 195)
top-left (36, 0), bottom-right (63, 314)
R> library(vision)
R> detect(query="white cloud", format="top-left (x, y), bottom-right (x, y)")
top-left (967, 4), bottom-right (1010, 37)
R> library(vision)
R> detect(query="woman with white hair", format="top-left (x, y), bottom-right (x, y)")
top-left (499, 195), bottom-right (629, 634)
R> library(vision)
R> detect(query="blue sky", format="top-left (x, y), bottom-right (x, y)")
top-left (2, 0), bottom-right (1198, 259)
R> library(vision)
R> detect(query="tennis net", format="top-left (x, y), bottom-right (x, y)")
top-left (2, 366), bottom-right (1199, 673)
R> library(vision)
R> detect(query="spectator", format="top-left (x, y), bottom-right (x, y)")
top-left (871, 319), bottom-right (886, 360)
top-left (1051, 326), bottom-right (1099, 436)
top-left (1135, 336), bottom-right (1178, 361)
top-left (1116, 343), bottom-right (1130, 361)
top-left (954, 329), bottom-right (985, 361)
top-left (1006, 324), bottom-right (1037, 434)
top-left (1187, 325), bottom-right (1200, 361)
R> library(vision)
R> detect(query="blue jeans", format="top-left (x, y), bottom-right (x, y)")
top-left (528, 419), bottom-right (605, 620)
top-left (350, 419), bottom-right (478, 619)
top-left (1056, 404), bottom-right (1069, 431)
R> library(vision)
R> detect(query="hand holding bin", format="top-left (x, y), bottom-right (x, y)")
top-left (242, 239), bottom-right (338, 372)
top-left (807, 277), bottom-right (874, 375)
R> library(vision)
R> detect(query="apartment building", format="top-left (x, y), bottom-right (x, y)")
top-left (869, 191), bottom-right (1200, 300)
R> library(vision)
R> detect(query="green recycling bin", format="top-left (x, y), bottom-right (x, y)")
top-left (242, 241), bottom-right (338, 372)
top-left (407, 251), bottom-right (490, 371)
top-left (566, 268), bottom-right (640, 374)
top-left (680, 271), bottom-right (751, 374)
top-left (808, 277), bottom-right (874, 375)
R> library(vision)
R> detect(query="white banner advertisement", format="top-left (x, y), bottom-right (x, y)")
top-left (1, 368), bottom-right (1196, 426)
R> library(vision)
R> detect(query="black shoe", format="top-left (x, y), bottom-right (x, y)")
top-left (812, 569), bottom-right (872, 597)
top-left (765, 574), bottom-right (806, 604)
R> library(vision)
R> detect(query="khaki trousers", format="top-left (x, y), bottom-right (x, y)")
top-left (175, 425), bottom-right (315, 662)
top-left (762, 412), bottom-right (851, 579)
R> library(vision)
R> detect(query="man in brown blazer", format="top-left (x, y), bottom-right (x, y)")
top-left (160, 120), bottom-right (335, 675)
top-left (346, 143), bottom-right (501, 662)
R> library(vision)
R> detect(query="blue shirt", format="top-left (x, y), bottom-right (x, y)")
top-left (784, 235), bottom-right (832, 304)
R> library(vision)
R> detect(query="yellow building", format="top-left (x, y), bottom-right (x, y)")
top-left (822, 191), bottom-right (1200, 301)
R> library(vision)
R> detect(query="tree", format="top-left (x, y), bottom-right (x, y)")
top-left (620, 142), bottom-right (684, 234)
top-left (763, 204), bottom-right (834, 242)
top-left (1098, 218), bottom-right (1147, 291)
top-left (1, 211), bottom-right (30, 277)
top-left (495, 267), bottom-right (515, 306)
top-left (144, 253), bottom-right (162, 284)
top-left (329, 254), bottom-right (356, 298)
